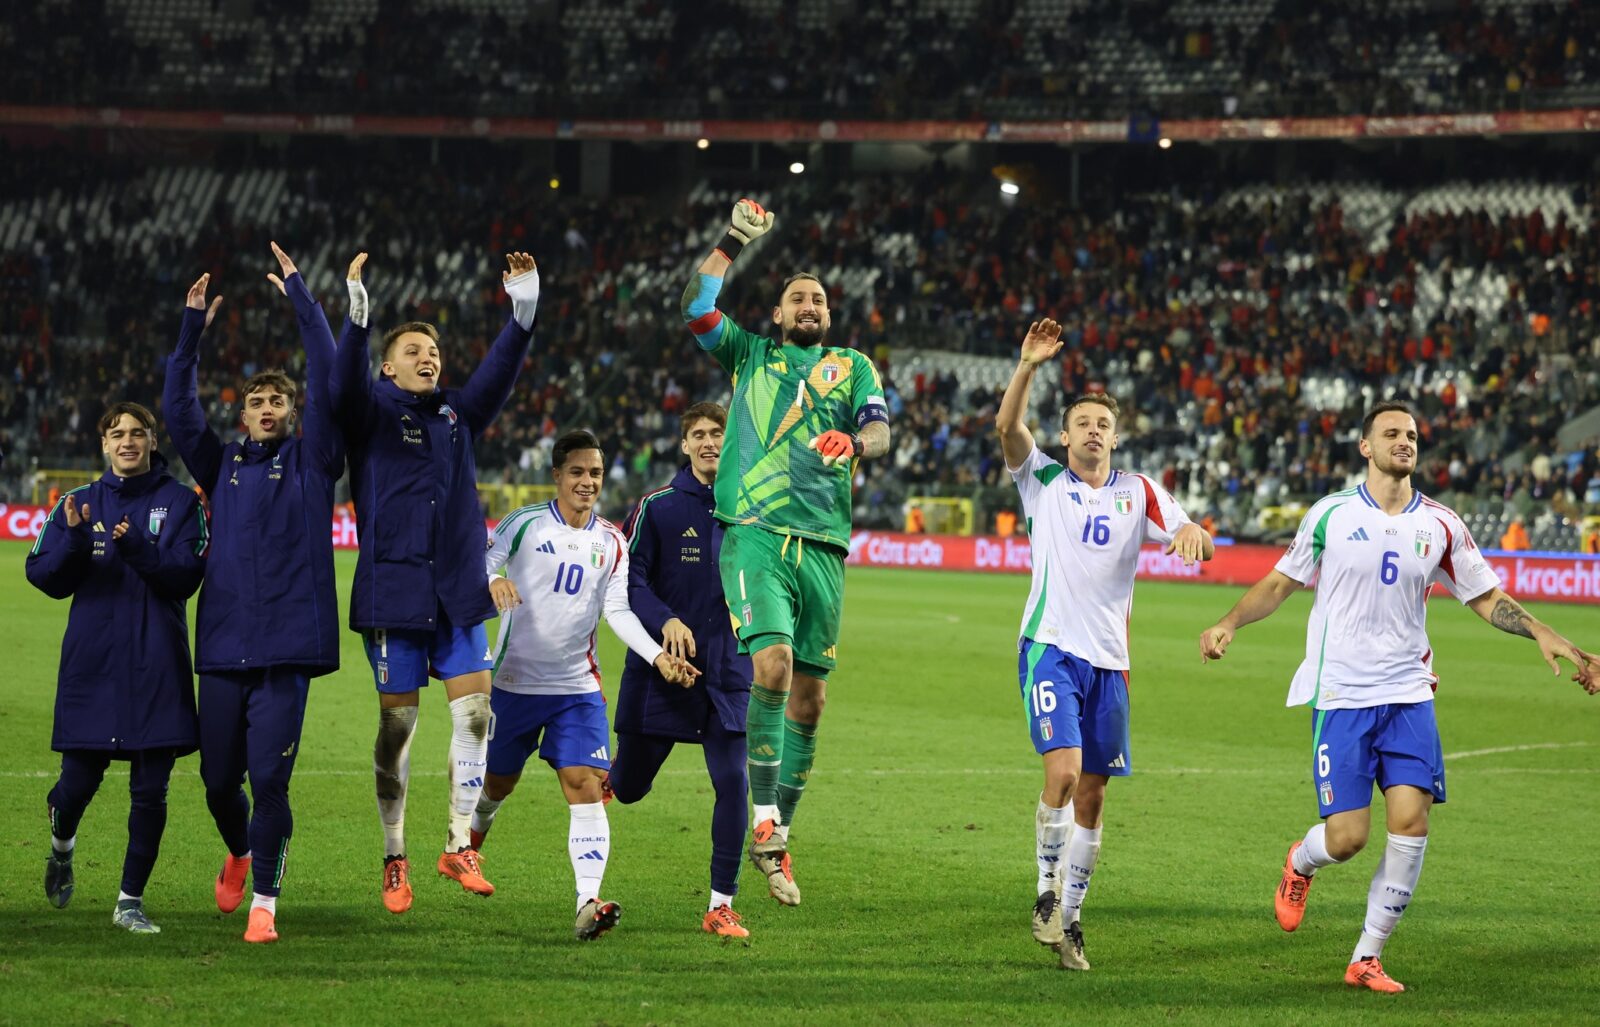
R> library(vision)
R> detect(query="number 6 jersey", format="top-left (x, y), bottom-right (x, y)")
top-left (486, 501), bottom-right (665, 696)
top-left (1275, 485), bottom-right (1500, 711)
top-left (1010, 445), bottom-right (1191, 671)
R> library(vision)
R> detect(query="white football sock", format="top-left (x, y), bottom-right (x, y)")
top-left (753, 803), bottom-right (780, 831)
top-left (52, 834), bottom-right (75, 855)
top-left (1061, 825), bottom-right (1102, 924)
top-left (445, 693), bottom-right (491, 852)
top-left (374, 706), bottom-right (418, 857)
top-left (1353, 833), bottom-right (1427, 962)
top-left (117, 891), bottom-right (140, 904)
top-left (1036, 795), bottom-right (1074, 894)
top-left (710, 889), bottom-right (735, 911)
top-left (774, 823), bottom-right (790, 844)
top-left (472, 795), bottom-right (504, 841)
top-left (251, 892), bottom-right (277, 914)
top-left (568, 802), bottom-right (610, 911)
top-left (1292, 822), bottom-right (1345, 877)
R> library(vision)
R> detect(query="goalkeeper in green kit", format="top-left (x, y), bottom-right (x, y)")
top-left (681, 198), bottom-right (891, 906)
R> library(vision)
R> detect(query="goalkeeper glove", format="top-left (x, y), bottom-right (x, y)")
top-left (809, 430), bottom-right (862, 467)
top-left (717, 198), bottom-right (775, 260)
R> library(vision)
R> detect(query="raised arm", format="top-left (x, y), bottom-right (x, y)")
top-left (457, 252), bottom-right (538, 435)
top-left (1465, 587), bottom-right (1599, 693)
top-left (997, 319), bottom-right (1064, 471)
top-left (162, 274), bottom-right (226, 493)
top-left (329, 252), bottom-right (374, 427)
top-left (682, 198), bottom-right (773, 357)
top-left (1198, 570), bottom-right (1303, 663)
top-left (268, 242), bottom-right (346, 477)
top-left (113, 490), bottom-right (207, 601)
top-left (25, 492), bottom-right (95, 599)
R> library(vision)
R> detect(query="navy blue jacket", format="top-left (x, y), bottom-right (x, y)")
top-left (162, 273), bottom-right (343, 675)
top-left (25, 455), bottom-right (206, 754)
top-left (617, 466), bottom-right (752, 740)
top-left (332, 314), bottom-right (533, 632)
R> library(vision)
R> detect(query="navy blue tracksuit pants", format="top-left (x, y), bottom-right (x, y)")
top-left (609, 719), bottom-right (747, 896)
top-left (48, 748), bottom-right (177, 897)
top-left (199, 669), bottom-right (309, 897)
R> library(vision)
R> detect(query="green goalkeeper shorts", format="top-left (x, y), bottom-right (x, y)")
top-left (719, 523), bottom-right (845, 679)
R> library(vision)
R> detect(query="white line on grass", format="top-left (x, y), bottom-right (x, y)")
top-left (0, 741), bottom-right (1592, 780)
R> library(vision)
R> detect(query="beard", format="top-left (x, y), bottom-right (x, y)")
top-left (784, 322), bottom-right (827, 348)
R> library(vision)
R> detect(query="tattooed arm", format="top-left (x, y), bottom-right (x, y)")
top-left (1465, 587), bottom-right (1600, 693)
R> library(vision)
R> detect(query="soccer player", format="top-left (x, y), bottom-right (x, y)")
top-left (610, 401), bottom-right (755, 938)
top-left (997, 318), bottom-right (1213, 970)
top-left (333, 251), bottom-right (540, 912)
top-left (468, 429), bottom-right (697, 941)
top-left (160, 244), bottom-right (345, 943)
top-left (681, 198), bottom-right (891, 905)
top-left (26, 401), bottom-right (207, 934)
top-left (1198, 401), bottom-right (1599, 993)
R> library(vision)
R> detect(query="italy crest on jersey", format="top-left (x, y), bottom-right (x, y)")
top-left (820, 361), bottom-right (841, 384)
top-left (1113, 492), bottom-right (1133, 515)
top-left (1414, 531), bottom-right (1432, 558)
top-left (590, 541), bottom-right (606, 568)
top-left (440, 403), bottom-right (457, 425)
top-left (147, 507), bottom-right (168, 535)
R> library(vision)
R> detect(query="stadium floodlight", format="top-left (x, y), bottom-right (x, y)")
top-left (549, 177), bottom-right (561, 189)
top-left (1158, 137), bottom-right (1173, 149)
top-left (1000, 181), bottom-right (1021, 196)
top-left (789, 161), bottom-right (805, 174)
top-left (696, 138), bottom-right (710, 150)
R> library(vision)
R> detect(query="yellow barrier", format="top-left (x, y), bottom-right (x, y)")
top-left (909, 496), bottom-right (974, 536)
top-left (32, 468), bottom-right (99, 506)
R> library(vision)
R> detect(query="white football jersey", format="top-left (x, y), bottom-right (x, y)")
top-left (486, 501), bottom-right (664, 695)
top-left (1275, 485), bottom-right (1500, 710)
top-left (1010, 445), bottom-right (1190, 670)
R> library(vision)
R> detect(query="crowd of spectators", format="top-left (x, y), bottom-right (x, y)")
top-left (3, 0), bottom-right (1598, 121)
top-left (2, 140), bottom-right (1598, 545)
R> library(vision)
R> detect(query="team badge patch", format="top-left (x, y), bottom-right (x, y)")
top-left (1319, 780), bottom-right (1334, 806)
top-left (590, 542), bottom-right (606, 568)
top-left (1414, 531), bottom-right (1432, 559)
top-left (147, 507), bottom-right (168, 534)
top-left (741, 603), bottom-right (753, 627)
top-left (1113, 492), bottom-right (1133, 515)
top-left (1040, 719), bottom-right (1054, 741)
top-left (440, 403), bottom-right (457, 425)
top-left (377, 660), bottom-right (389, 685)
top-left (821, 362), bottom-right (841, 384)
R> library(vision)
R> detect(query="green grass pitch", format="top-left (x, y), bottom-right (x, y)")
top-left (1, 539), bottom-right (1596, 1025)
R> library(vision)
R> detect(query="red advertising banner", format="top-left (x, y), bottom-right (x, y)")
top-left (5, 506), bottom-right (1595, 605)
top-left (843, 530), bottom-right (1600, 605)
top-left (2, 104), bottom-right (1597, 143)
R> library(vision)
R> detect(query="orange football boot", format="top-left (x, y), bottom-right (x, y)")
top-left (243, 907), bottom-right (279, 943)
top-left (215, 853), bottom-right (251, 914)
top-left (382, 856), bottom-right (413, 914)
top-left (1345, 957), bottom-right (1405, 993)
top-left (702, 905), bottom-right (749, 938)
top-left (1275, 841), bottom-right (1314, 932)
top-left (438, 848), bottom-right (495, 896)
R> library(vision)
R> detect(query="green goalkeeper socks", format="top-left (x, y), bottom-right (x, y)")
top-left (746, 685), bottom-right (788, 808)
top-left (776, 716), bottom-right (818, 829)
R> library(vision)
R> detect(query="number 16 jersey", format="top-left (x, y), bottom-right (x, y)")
top-left (1010, 446), bottom-right (1191, 671)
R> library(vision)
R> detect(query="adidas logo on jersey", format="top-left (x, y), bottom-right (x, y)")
top-left (750, 743), bottom-right (777, 758)
top-left (590, 746), bottom-right (609, 761)
top-left (576, 849), bottom-right (605, 861)
top-left (682, 526), bottom-right (699, 538)
top-left (536, 540), bottom-right (557, 554)
top-left (1347, 527), bottom-right (1371, 541)
top-left (462, 776), bottom-right (484, 789)
top-left (1108, 754), bottom-right (1127, 769)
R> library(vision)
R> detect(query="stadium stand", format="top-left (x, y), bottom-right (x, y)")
top-left (3, 0), bottom-right (1598, 119)
top-left (2, 137), bottom-right (1596, 545)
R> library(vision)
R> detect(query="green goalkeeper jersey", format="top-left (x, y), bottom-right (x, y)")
top-left (705, 318), bottom-right (887, 550)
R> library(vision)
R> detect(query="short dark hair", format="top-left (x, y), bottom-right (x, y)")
top-left (680, 401), bottom-right (727, 439)
top-left (1362, 401), bottom-right (1416, 439)
top-left (1062, 392), bottom-right (1120, 428)
top-left (98, 401), bottom-right (156, 437)
top-left (779, 272), bottom-right (824, 299)
top-left (243, 370), bottom-right (298, 406)
top-left (381, 321), bottom-right (440, 362)
top-left (552, 428), bottom-right (603, 470)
